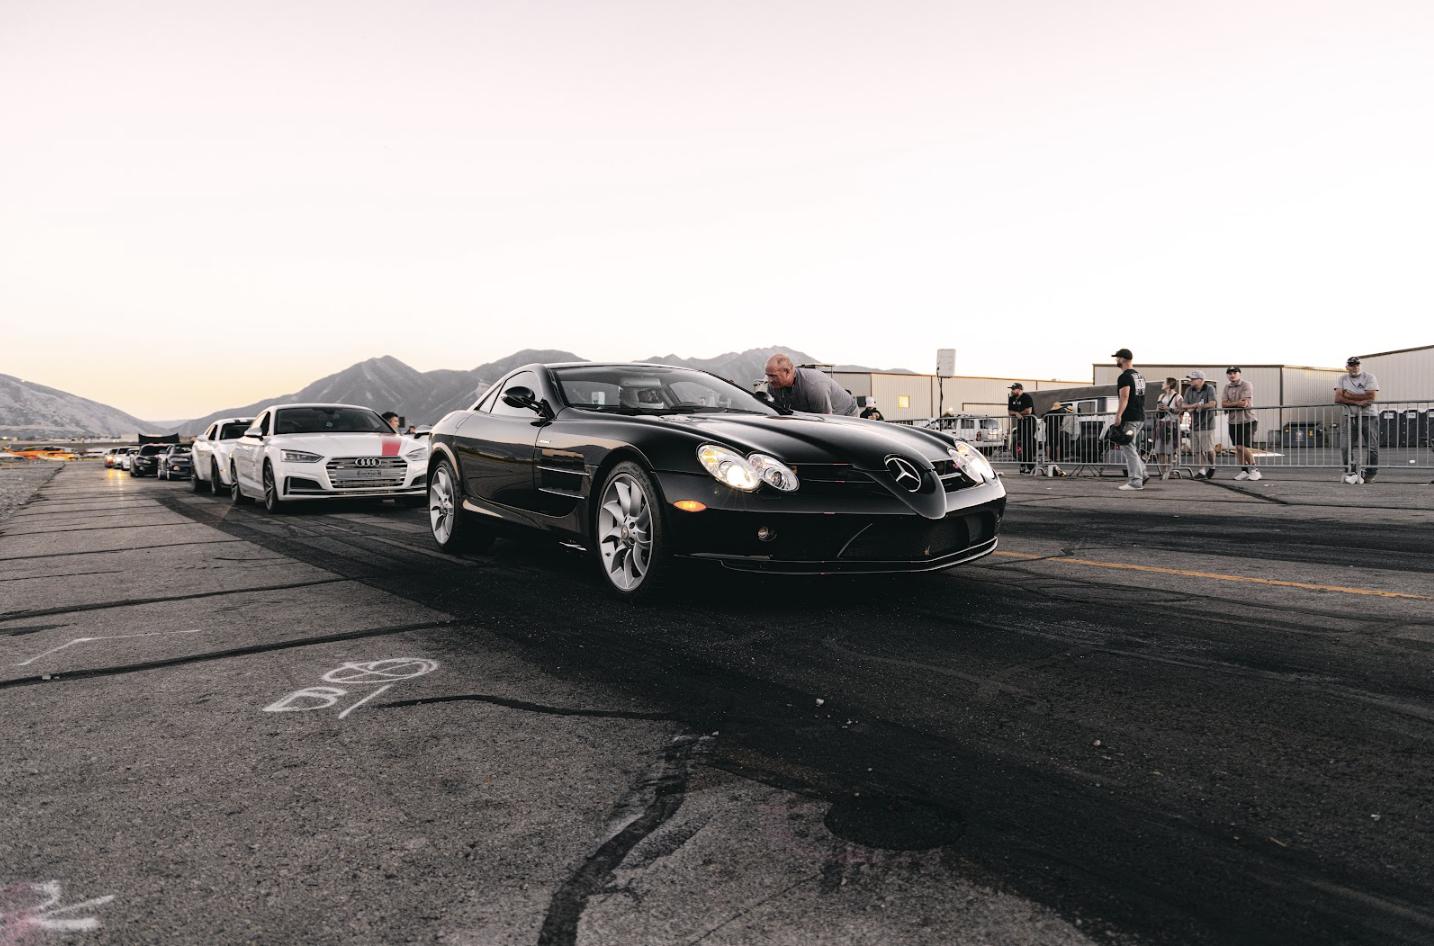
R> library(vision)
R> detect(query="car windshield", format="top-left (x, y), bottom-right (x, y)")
top-left (551, 365), bottom-right (776, 416)
top-left (218, 422), bottom-right (250, 440)
top-left (274, 407), bottom-right (391, 435)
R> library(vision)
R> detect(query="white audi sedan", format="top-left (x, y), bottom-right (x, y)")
top-left (227, 403), bottom-right (427, 513)
top-left (190, 416), bottom-right (254, 494)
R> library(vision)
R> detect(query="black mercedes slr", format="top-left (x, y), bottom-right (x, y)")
top-left (426, 363), bottom-right (1006, 600)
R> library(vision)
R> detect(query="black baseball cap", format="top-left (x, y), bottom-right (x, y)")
top-left (1111, 348), bottom-right (1133, 360)
top-left (1346, 356), bottom-right (1361, 366)
top-left (1225, 366), bottom-right (1242, 374)
top-left (1008, 382), bottom-right (1023, 390)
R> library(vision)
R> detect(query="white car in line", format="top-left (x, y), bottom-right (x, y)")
top-left (190, 417), bottom-right (254, 494)
top-left (227, 403), bottom-right (427, 513)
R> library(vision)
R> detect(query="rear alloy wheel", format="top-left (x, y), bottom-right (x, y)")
top-left (428, 458), bottom-right (492, 554)
top-left (191, 464), bottom-right (208, 493)
top-left (262, 462), bottom-right (285, 514)
top-left (230, 462), bottom-right (252, 505)
top-left (595, 461), bottom-right (670, 601)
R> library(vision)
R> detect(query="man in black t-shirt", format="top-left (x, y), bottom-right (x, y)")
top-left (1007, 383), bottom-right (1037, 473)
top-left (1112, 348), bottom-right (1148, 491)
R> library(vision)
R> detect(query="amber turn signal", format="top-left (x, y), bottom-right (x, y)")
top-left (672, 500), bottom-right (707, 512)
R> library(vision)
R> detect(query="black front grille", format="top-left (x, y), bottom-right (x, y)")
top-left (840, 511), bottom-right (996, 562)
top-left (789, 464), bottom-right (883, 497)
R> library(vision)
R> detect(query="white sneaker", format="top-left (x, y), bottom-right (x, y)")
top-left (1342, 472), bottom-right (1359, 485)
top-left (1249, 469), bottom-right (1263, 481)
top-left (1118, 483), bottom-right (1144, 491)
top-left (1235, 471), bottom-right (1251, 481)
top-left (1355, 475), bottom-right (1365, 485)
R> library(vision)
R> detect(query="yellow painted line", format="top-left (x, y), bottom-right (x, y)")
top-left (991, 551), bottom-right (1433, 601)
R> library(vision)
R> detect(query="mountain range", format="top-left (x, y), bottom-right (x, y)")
top-left (4, 348), bottom-right (904, 439)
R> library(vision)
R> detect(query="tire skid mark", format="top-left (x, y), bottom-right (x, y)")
top-left (537, 733), bottom-right (706, 946)
top-left (0, 576), bottom-right (353, 622)
top-left (0, 537), bottom-right (246, 563)
top-left (377, 692), bottom-right (678, 721)
top-left (0, 617), bottom-right (457, 689)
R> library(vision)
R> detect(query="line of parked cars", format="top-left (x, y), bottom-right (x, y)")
top-left (97, 369), bottom-right (1010, 600)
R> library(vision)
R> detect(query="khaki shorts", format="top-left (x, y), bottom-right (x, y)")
top-left (1192, 430), bottom-right (1215, 454)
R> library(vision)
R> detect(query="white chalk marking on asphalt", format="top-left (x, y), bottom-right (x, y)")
top-left (265, 659), bottom-right (438, 718)
top-left (337, 683), bottom-right (394, 718)
top-left (0, 880), bottom-right (115, 936)
top-left (15, 628), bottom-right (204, 667)
top-left (322, 658), bottom-right (438, 684)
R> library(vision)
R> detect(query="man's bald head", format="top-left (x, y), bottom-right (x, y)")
top-left (765, 353), bottom-right (796, 389)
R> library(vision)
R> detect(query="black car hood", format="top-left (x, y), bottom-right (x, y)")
top-left (642, 412), bottom-right (955, 469)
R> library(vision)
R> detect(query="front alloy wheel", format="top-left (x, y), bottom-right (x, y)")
top-left (262, 463), bottom-right (284, 513)
top-left (595, 462), bottom-right (669, 600)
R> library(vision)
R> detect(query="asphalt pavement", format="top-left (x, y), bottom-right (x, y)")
top-left (2, 463), bottom-right (1431, 945)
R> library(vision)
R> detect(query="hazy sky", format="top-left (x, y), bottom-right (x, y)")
top-left (3, 0), bottom-right (1432, 420)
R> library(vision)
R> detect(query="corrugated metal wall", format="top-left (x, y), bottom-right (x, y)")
top-left (871, 374), bottom-right (934, 420)
top-left (1280, 367), bottom-right (1345, 406)
top-left (1361, 347), bottom-right (1434, 402)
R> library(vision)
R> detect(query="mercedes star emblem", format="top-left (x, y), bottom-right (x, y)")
top-left (885, 456), bottom-right (923, 492)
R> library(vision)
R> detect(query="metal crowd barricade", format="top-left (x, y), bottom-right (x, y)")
top-left (896, 399), bottom-right (1433, 477)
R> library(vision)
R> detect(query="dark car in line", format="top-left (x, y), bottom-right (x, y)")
top-left (157, 444), bottom-right (193, 480)
top-left (425, 363), bottom-right (1006, 600)
top-left (128, 443), bottom-right (174, 477)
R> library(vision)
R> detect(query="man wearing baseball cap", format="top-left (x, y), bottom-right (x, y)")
top-left (1334, 356), bottom-right (1380, 484)
top-left (1183, 370), bottom-right (1218, 478)
top-left (1222, 367), bottom-right (1261, 480)
top-left (1007, 383), bottom-right (1036, 474)
top-left (1111, 348), bottom-right (1149, 491)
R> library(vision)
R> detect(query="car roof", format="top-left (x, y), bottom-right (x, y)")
top-left (263, 402), bottom-right (380, 412)
top-left (214, 416), bottom-right (254, 424)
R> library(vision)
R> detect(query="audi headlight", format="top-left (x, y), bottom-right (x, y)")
top-left (948, 441), bottom-right (995, 482)
top-left (747, 453), bottom-right (800, 492)
top-left (696, 444), bottom-right (760, 492)
top-left (281, 450), bottom-right (323, 464)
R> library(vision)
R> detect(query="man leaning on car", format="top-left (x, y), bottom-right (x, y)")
top-left (764, 353), bottom-right (858, 416)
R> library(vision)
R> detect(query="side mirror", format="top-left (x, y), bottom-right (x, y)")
top-left (244, 427), bottom-right (263, 438)
top-left (501, 386), bottom-right (538, 410)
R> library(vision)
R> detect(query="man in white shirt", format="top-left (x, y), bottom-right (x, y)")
top-left (1334, 355), bottom-right (1380, 484)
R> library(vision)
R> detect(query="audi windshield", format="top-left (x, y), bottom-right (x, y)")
top-left (551, 365), bottom-right (776, 416)
top-left (274, 407), bottom-right (392, 435)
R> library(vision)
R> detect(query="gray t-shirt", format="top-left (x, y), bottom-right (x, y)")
top-left (775, 367), bottom-right (858, 416)
top-left (1222, 379), bottom-right (1254, 424)
top-left (1336, 371), bottom-right (1380, 417)
top-left (1184, 383), bottom-right (1217, 430)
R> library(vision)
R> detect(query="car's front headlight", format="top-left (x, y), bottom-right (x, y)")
top-left (948, 441), bottom-right (995, 482)
top-left (404, 447), bottom-right (427, 461)
top-left (747, 453), bottom-right (800, 492)
top-left (281, 450), bottom-right (323, 463)
top-left (697, 444), bottom-right (761, 492)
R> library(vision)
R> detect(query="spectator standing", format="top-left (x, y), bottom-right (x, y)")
top-left (1222, 367), bottom-right (1261, 480)
top-left (1042, 401), bottom-right (1075, 477)
top-left (1334, 355), bottom-right (1380, 484)
top-left (1152, 377), bottom-right (1185, 479)
top-left (1182, 370), bottom-right (1218, 478)
top-left (764, 354), bottom-right (858, 416)
top-left (1111, 349), bottom-right (1148, 491)
top-left (1007, 383), bottom-right (1036, 474)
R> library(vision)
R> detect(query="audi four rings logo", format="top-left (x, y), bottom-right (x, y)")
top-left (355, 457), bottom-right (380, 467)
top-left (885, 456), bottom-right (923, 492)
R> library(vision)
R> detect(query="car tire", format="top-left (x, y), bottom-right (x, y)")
top-left (428, 457), bottom-right (492, 554)
top-left (262, 462), bottom-right (285, 514)
top-left (211, 461), bottom-right (225, 498)
top-left (230, 462), bottom-right (252, 505)
top-left (191, 466), bottom-right (208, 493)
top-left (593, 460), bottom-right (672, 602)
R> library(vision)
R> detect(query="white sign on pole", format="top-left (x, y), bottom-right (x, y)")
top-left (936, 348), bottom-right (956, 377)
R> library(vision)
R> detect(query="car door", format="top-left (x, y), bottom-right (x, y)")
top-left (193, 425), bottom-right (213, 480)
top-left (235, 412), bottom-right (270, 492)
top-left (456, 371), bottom-right (546, 513)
